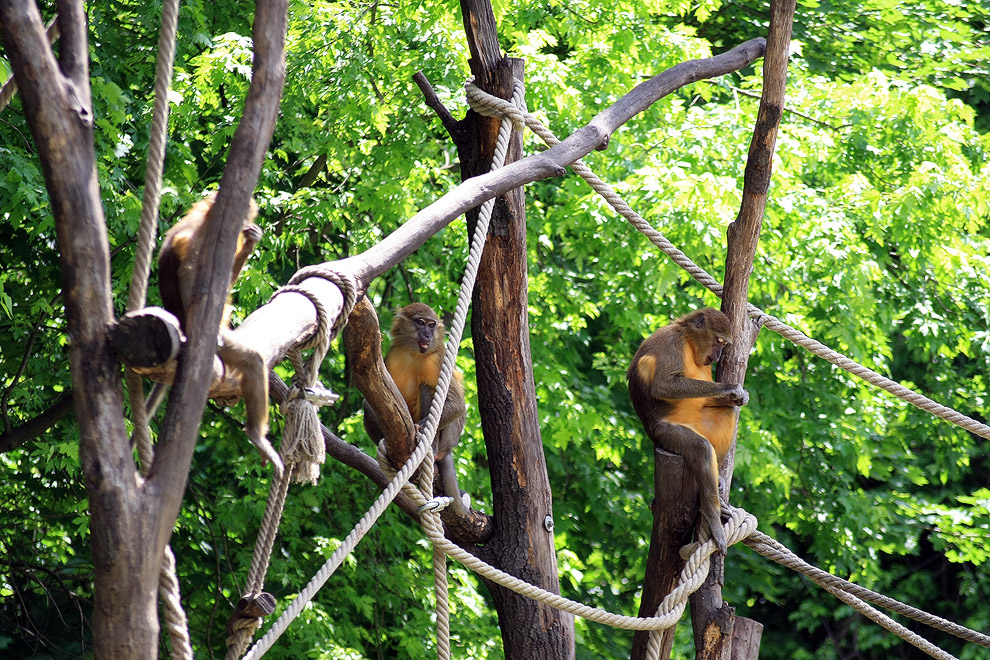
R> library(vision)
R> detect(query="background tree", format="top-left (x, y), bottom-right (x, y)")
top-left (1, 0), bottom-right (988, 659)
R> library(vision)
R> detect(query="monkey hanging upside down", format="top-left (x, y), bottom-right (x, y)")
top-left (157, 192), bottom-right (283, 476)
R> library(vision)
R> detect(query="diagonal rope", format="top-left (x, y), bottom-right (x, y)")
top-left (226, 273), bottom-right (355, 660)
top-left (464, 82), bottom-right (990, 443)
top-left (107, 0), bottom-right (189, 656)
top-left (225, 78), bottom-right (986, 660)
top-left (239, 423), bottom-right (438, 660)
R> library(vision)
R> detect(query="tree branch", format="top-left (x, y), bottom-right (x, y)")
top-left (226, 38), bottom-right (768, 386)
top-left (690, 2), bottom-right (795, 658)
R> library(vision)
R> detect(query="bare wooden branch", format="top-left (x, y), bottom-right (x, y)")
top-left (690, 2), bottom-right (795, 659)
top-left (339, 37), bottom-right (765, 287)
top-left (232, 38), bottom-right (767, 385)
top-left (0, 393), bottom-right (74, 453)
top-left (342, 297), bottom-right (417, 462)
top-left (413, 70), bottom-right (461, 140)
top-left (461, 0), bottom-right (504, 85)
top-left (109, 308), bottom-right (184, 369)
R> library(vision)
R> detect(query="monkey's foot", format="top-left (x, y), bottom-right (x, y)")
top-left (250, 434), bottom-right (285, 478)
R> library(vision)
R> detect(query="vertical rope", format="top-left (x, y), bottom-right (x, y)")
top-left (108, 0), bottom-right (190, 656)
top-left (240, 430), bottom-right (438, 660)
top-left (417, 78), bottom-right (525, 660)
top-left (227, 276), bottom-right (355, 659)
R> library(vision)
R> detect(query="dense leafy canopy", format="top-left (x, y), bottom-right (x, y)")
top-left (1, 0), bottom-right (988, 658)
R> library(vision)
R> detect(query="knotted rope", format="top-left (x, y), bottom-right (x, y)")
top-left (465, 82), bottom-right (987, 659)
top-left (225, 269), bottom-right (357, 659)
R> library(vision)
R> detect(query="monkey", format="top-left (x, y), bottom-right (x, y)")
top-left (363, 303), bottom-right (470, 515)
top-left (156, 192), bottom-right (283, 476)
top-left (627, 307), bottom-right (749, 555)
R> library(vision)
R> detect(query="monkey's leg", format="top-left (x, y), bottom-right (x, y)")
top-left (435, 417), bottom-right (469, 515)
top-left (218, 330), bottom-right (284, 477)
top-left (650, 420), bottom-right (726, 554)
top-left (437, 453), bottom-right (470, 516)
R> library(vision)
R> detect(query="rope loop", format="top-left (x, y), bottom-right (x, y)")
top-left (418, 496), bottom-right (454, 515)
top-left (284, 265), bottom-right (359, 341)
top-left (464, 77), bottom-right (527, 132)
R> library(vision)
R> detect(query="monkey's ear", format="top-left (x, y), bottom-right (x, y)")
top-left (692, 314), bottom-right (707, 329)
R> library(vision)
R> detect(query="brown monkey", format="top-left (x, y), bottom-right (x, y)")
top-left (627, 308), bottom-right (748, 554)
top-left (157, 192), bottom-right (283, 476)
top-left (364, 303), bottom-right (469, 515)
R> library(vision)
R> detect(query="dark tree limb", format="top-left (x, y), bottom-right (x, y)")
top-left (342, 297), bottom-right (417, 462)
top-left (413, 71), bottom-right (461, 139)
top-left (690, 1), bottom-right (795, 659)
top-left (0, 393), bottom-right (74, 453)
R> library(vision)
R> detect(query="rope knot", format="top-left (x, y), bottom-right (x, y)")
top-left (225, 591), bottom-right (276, 651)
top-left (280, 385), bottom-right (335, 485)
top-left (418, 495), bottom-right (454, 515)
top-left (464, 79), bottom-right (528, 132)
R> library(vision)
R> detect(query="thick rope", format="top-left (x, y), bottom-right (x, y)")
top-left (742, 526), bottom-right (963, 660)
top-left (240, 426), bottom-right (439, 660)
top-left (464, 82), bottom-right (990, 443)
top-left (224, 472), bottom-right (292, 660)
top-left (126, 0), bottom-right (181, 465)
top-left (414, 79), bottom-right (525, 659)
top-left (226, 270), bottom-right (357, 658)
top-left (742, 528), bottom-right (990, 649)
top-left (159, 546), bottom-right (193, 658)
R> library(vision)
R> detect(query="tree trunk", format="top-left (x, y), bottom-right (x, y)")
top-left (0, 1), bottom-right (289, 656)
top-left (455, 1), bottom-right (576, 657)
top-left (689, 1), bottom-right (795, 658)
top-left (631, 451), bottom-right (700, 660)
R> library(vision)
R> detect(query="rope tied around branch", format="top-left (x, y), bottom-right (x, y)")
top-left (226, 269), bottom-right (357, 658)
top-left (464, 82), bottom-right (990, 660)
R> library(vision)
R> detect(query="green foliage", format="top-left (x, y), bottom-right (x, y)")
top-left (2, 0), bottom-right (989, 658)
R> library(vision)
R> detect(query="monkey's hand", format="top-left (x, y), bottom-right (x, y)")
top-left (710, 384), bottom-right (748, 407)
top-left (249, 432), bottom-right (285, 478)
top-left (241, 222), bottom-right (262, 247)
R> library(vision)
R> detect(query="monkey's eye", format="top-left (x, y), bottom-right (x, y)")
top-left (716, 337), bottom-right (726, 345)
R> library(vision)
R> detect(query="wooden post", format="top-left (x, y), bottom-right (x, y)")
top-left (689, 1), bottom-right (795, 659)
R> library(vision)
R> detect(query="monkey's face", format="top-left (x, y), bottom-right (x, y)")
top-left (413, 316), bottom-right (437, 353)
top-left (706, 336), bottom-right (729, 365)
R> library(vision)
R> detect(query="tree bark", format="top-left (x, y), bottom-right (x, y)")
top-left (452, 2), bottom-right (576, 656)
top-left (631, 451), bottom-right (700, 660)
top-left (690, 1), bottom-right (795, 659)
top-left (0, 0), bottom-right (289, 656)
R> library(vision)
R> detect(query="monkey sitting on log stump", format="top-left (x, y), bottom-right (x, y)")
top-left (627, 308), bottom-right (749, 554)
